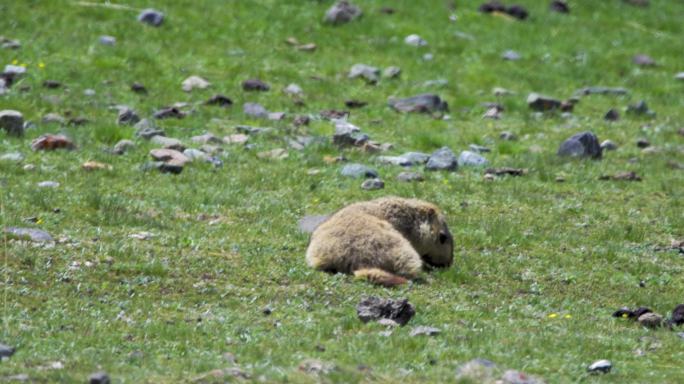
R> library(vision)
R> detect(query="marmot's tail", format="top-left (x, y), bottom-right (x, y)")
top-left (353, 268), bottom-right (409, 287)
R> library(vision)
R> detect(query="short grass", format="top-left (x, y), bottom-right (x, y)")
top-left (1, 0), bottom-right (683, 382)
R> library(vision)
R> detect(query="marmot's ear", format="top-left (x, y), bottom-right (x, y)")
top-left (426, 207), bottom-right (436, 219)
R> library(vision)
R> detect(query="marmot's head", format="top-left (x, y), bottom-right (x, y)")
top-left (415, 205), bottom-right (454, 268)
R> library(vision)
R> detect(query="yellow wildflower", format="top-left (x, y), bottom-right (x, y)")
top-left (38, 62), bottom-right (45, 69)
top-left (564, 314), bottom-right (572, 319)
top-left (548, 313), bottom-right (558, 319)
top-left (11, 59), bottom-right (18, 65)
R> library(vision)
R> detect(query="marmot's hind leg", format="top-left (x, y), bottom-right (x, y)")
top-left (354, 268), bottom-right (409, 287)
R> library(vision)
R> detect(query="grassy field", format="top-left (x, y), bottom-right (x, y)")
top-left (1, 0), bottom-right (683, 382)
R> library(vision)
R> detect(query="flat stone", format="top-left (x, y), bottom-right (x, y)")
top-left (283, 83), bottom-right (303, 96)
top-left (587, 360), bottom-right (612, 374)
top-left (377, 152), bottom-right (429, 166)
top-left (361, 178), bottom-right (384, 190)
top-left (0, 152), bottom-right (23, 162)
top-left (426, 147), bottom-right (458, 171)
top-left (205, 94), bottom-right (232, 107)
top-left (134, 119), bottom-right (164, 139)
top-left (388, 94), bottom-right (448, 114)
top-left (485, 167), bottom-right (525, 176)
top-left (150, 135), bottom-right (185, 151)
top-left (638, 312), bottom-right (663, 328)
top-left (298, 215), bottom-right (330, 233)
top-left (557, 131), bottom-right (602, 159)
top-left (340, 163), bottom-right (378, 178)
top-left (99, 35), bottom-right (116, 45)
top-left (356, 296), bottom-right (415, 326)
top-left (527, 93), bottom-right (561, 111)
top-left (242, 79), bottom-right (270, 91)
top-left (243, 102), bottom-right (268, 118)
top-left (348, 64), bottom-right (380, 84)
top-left (574, 86), bottom-right (629, 96)
top-left (502, 50), bottom-right (521, 61)
top-left (37, 181), bottom-right (59, 188)
top-left (191, 133), bottom-right (222, 145)
top-left (458, 150), bottom-right (488, 167)
top-left (223, 134), bottom-right (249, 144)
top-left (396, 171), bottom-right (424, 182)
top-left (112, 140), bottom-right (135, 155)
top-left (404, 34), bottom-right (427, 46)
top-left (30, 134), bottom-right (75, 151)
top-left (0, 343), bottom-right (15, 358)
top-left (181, 75), bottom-right (210, 92)
top-left (88, 371), bottom-right (110, 384)
top-left (0, 110), bottom-right (24, 136)
top-left (324, 0), bottom-right (362, 25)
top-left (5, 227), bottom-right (53, 242)
top-left (409, 326), bottom-right (440, 337)
top-left (138, 9), bottom-right (164, 26)
top-left (332, 120), bottom-right (368, 147)
top-left (383, 66), bottom-right (401, 79)
top-left (116, 108), bottom-right (140, 126)
top-left (149, 148), bottom-right (190, 167)
top-left (633, 54), bottom-right (656, 66)
top-left (153, 107), bottom-right (185, 119)
top-left (267, 112), bottom-right (286, 121)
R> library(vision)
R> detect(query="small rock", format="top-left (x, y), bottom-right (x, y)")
top-left (604, 109), bottom-right (620, 121)
top-left (502, 50), bottom-right (521, 61)
top-left (426, 147), bottom-right (458, 171)
top-left (257, 148), bottom-right (288, 160)
top-left (361, 178), bottom-right (384, 190)
top-left (82, 161), bottom-right (112, 171)
top-left (134, 119), bottom-right (164, 139)
top-left (299, 359), bottom-right (335, 375)
top-left (670, 304), bottom-right (684, 326)
top-left (469, 144), bottom-right (491, 153)
top-left (675, 72), bottom-right (684, 81)
top-left (404, 34), bottom-right (427, 47)
top-left (505, 5), bottom-right (529, 19)
top-left (320, 109), bottom-right (350, 120)
top-left (4, 227), bottom-right (53, 243)
top-left (243, 103), bottom-right (268, 118)
top-left (600, 140), bottom-right (618, 151)
top-left (383, 66), bottom-right (401, 79)
top-left (0, 152), bottom-right (24, 162)
top-left (153, 106), bottom-right (186, 119)
top-left (283, 83), bottom-right (303, 96)
top-left (205, 94), bottom-right (232, 107)
top-left (113, 139), bottom-right (135, 155)
top-left (3, 64), bottom-right (26, 76)
top-left (345, 99), bottom-right (367, 109)
top-left (88, 371), bottom-right (110, 384)
top-left (501, 370), bottom-right (544, 384)
top-left (574, 86), bottom-right (629, 96)
top-left (638, 312), bottom-right (663, 328)
top-left (0, 110), bottom-right (24, 136)
top-left (633, 54), bottom-right (656, 67)
top-left (409, 326), bottom-right (440, 337)
top-left (37, 181), bottom-right (59, 188)
top-left (150, 148), bottom-right (190, 167)
top-left (612, 306), bottom-right (652, 319)
top-left (422, 53), bottom-right (434, 61)
top-left (151, 135), bottom-right (185, 151)
top-left (388, 94), bottom-right (448, 114)
top-left (267, 112), bottom-right (286, 121)
top-left (396, 171), bottom-right (424, 182)
top-left (557, 131), bottom-right (602, 159)
top-left (458, 150), bottom-right (488, 166)
top-left (527, 93), bottom-right (561, 111)
top-left (636, 138), bottom-right (650, 148)
top-left (223, 134), bottom-right (249, 145)
top-left (341, 163), bottom-right (378, 179)
top-left (550, 0), bottom-right (570, 13)
top-left (42, 80), bottom-right (61, 89)
top-left (191, 133), bottom-right (222, 145)
top-left (0, 343), bottom-right (15, 358)
top-left (138, 9), bottom-right (164, 26)
top-left (117, 108), bottom-right (140, 126)
top-left (456, 358), bottom-right (496, 382)
top-left (31, 134), bottom-right (75, 151)
top-left (483, 106), bottom-right (502, 119)
top-left (587, 359), bottom-right (612, 374)
top-left (242, 79), bottom-right (270, 91)
top-left (182, 75), bottom-right (210, 92)
top-left (332, 120), bottom-right (368, 147)
top-left (41, 113), bottom-right (65, 125)
top-left (298, 215), bottom-right (330, 233)
top-left (485, 167), bottom-right (525, 176)
top-left (324, 0), bottom-right (362, 25)
top-left (183, 148), bottom-right (209, 162)
top-left (626, 100), bottom-right (655, 117)
top-left (0, 36), bottom-right (21, 49)
top-left (500, 131), bottom-right (518, 141)
top-left (99, 35), bottom-right (116, 45)
top-left (348, 63), bottom-right (380, 84)
top-left (356, 296), bottom-right (415, 326)
top-left (599, 171), bottom-right (641, 181)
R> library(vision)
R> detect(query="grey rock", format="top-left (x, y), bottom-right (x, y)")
top-left (0, 36), bottom-right (21, 49)
top-left (134, 119), bottom-right (164, 139)
top-left (243, 102), bottom-right (268, 118)
top-left (422, 53), bottom-right (434, 61)
top-left (151, 135), bottom-right (185, 151)
top-left (574, 86), bottom-right (629, 96)
top-left (267, 112), bottom-right (286, 121)
top-left (604, 108), bottom-right (620, 121)
top-left (348, 64), bottom-right (380, 84)
top-left (0, 152), bottom-right (24, 162)
top-left (298, 215), bottom-right (330, 233)
top-left (356, 296), bottom-right (415, 326)
top-left (42, 113), bottom-right (65, 124)
top-left (361, 178), bottom-right (384, 190)
top-left (113, 140), bottom-right (135, 155)
top-left (37, 181), bottom-right (59, 188)
top-left (117, 108), bottom-right (140, 126)
top-left (149, 148), bottom-right (190, 167)
top-left (99, 35), bottom-right (116, 45)
top-left (242, 79), bottom-right (270, 91)
top-left (500, 131), bottom-right (518, 141)
top-left (409, 326), bottom-right (440, 337)
top-left (287, 135), bottom-right (319, 150)
top-left (83, 89), bottom-right (96, 96)
top-left (324, 0), bottom-right (362, 25)
top-left (191, 133), bottom-right (222, 145)
top-left (383, 66), bottom-right (401, 79)
top-left (500, 370), bottom-right (544, 384)
top-left (283, 83), bottom-right (303, 96)
top-left (88, 371), bottom-right (110, 384)
top-left (422, 79), bottom-right (448, 88)
top-left (205, 94), bottom-right (232, 107)
top-left (677, 332), bottom-right (684, 340)
top-left (0, 78), bottom-right (7, 95)
top-left (4, 227), bottom-right (53, 243)
top-left (138, 9), bottom-right (164, 26)
top-left (626, 100), bottom-right (655, 117)
top-left (469, 144), bottom-right (491, 153)
top-left (235, 125), bottom-right (272, 135)
top-left (3, 64), bottom-right (26, 76)
top-left (456, 358), bottom-right (496, 382)
top-left (600, 140), bottom-right (618, 151)
top-left (404, 34), bottom-right (427, 46)
top-left (426, 147), bottom-right (458, 171)
top-left (638, 312), bottom-right (663, 328)
top-left (557, 131), bottom-right (602, 159)
top-left (153, 106), bottom-right (185, 119)
top-left (527, 93), bottom-right (561, 111)
top-left (676, 72), bottom-right (684, 81)
top-left (396, 171), bottom-right (424, 182)
top-left (0, 343), bottom-right (15, 358)
top-left (0, 110), bottom-right (24, 136)
top-left (341, 163), bottom-right (378, 179)
top-left (502, 50), bottom-right (521, 61)
top-left (458, 150), bottom-right (488, 167)
top-left (587, 359), bottom-right (612, 374)
top-left (332, 120), bottom-right (368, 147)
top-left (633, 54), bottom-right (656, 66)
top-left (377, 152), bottom-right (429, 167)
top-left (181, 75), bottom-right (210, 92)
top-left (183, 148), bottom-right (209, 162)
top-left (388, 94), bottom-right (448, 114)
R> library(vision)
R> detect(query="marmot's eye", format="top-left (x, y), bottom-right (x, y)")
top-left (439, 233), bottom-right (448, 244)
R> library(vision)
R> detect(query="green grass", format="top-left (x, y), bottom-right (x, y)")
top-left (1, 0), bottom-right (683, 382)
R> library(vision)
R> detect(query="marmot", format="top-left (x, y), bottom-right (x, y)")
top-left (306, 197), bottom-right (454, 286)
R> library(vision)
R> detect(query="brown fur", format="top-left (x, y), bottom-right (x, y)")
top-left (306, 197), bottom-right (454, 286)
